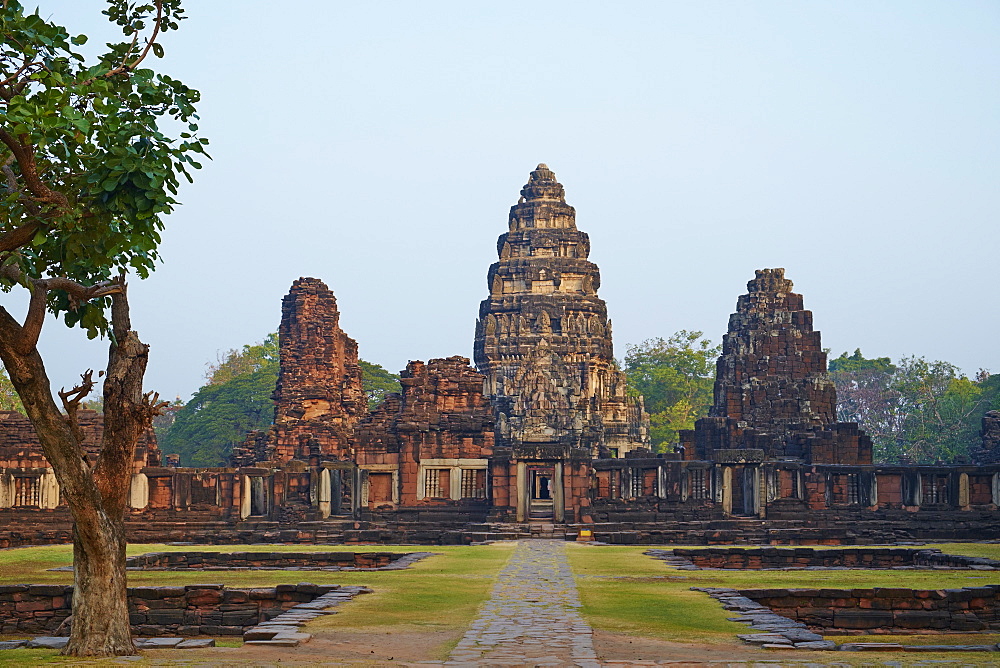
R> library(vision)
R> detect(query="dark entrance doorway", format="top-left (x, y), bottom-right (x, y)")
top-left (528, 466), bottom-right (554, 520)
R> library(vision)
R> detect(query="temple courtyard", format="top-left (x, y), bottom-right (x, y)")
top-left (3, 539), bottom-right (1000, 665)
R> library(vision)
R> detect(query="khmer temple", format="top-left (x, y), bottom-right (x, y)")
top-left (2, 165), bottom-right (999, 547)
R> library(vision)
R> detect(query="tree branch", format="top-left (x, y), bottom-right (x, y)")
top-left (59, 370), bottom-right (96, 445)
top-left (0, 261), bottom-right (123, 354)
top-left (0, 127), bottom-right (69, 214)
top-left (129, 1), bottom-right (163, 70)
top-left (77, 1), bottom-right (164, 87)
top-left (0, 56), bottom-right (42, 87)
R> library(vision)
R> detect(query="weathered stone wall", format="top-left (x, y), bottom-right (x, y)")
top-left (0, 583), bottom-right (337, 637)
top-left (973, 411), bottom-right (1000, 465)
top-left (126, 550), bottom-right (403, 570)
top-left (0, 409), bottom-right (159, 513)
top-left (680, 268), bottom-right (872, 465)
top-left (356, 357), bottom-right (495, 510)
top-left (232, 278), bottom-right (365, 466)
top-left (741, 587), bottom-right (1000, 632)
top-left (0, 409), bottom-right (159, 471)
top-left (670, 547), bottom-right (1000, 570)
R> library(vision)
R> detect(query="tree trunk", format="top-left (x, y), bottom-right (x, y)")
top-left (0, 289), bottom-right (151, 657)
top-left (67, 519), bottom-right (135, 655)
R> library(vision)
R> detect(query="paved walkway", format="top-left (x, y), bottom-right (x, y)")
top-left (447, 539), bottom-right (599, 667)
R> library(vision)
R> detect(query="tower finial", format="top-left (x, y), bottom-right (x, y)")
top-left (520, 163), bottom-right (565, 202)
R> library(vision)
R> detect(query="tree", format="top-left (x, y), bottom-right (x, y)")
top-left (204, 332), bottom-right (279, 385)
top-left (360, 359), bottom-right (401, 410)
top-left (159, 334), bottom-right (401, 465)
top-left (830, 350), bottom-right (994, 464)
top-left (162, 365), bottom-right (278, 465)
top-left (893, 356), bottom-right (985, 463)
top-left (0, 1), bottom-right (204, 656)
top-left (829, 349), bottom-right (905, 462)
top-left (161, 335), bottom-right (279, 466)
top-left (623, 331), bottom-right (720, 451)
top-left (0, 366), bottom-right (23, 412)
top-left (829, 348), bottom-right (895, 374)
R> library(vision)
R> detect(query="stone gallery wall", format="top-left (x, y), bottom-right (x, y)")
top-left (0, 583), bottom-right (339, 636)
top-left (741, 586), bottom-right (1000, 632)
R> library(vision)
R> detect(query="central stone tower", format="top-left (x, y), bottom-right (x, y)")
top-left (473, 164), bottom-right (648, 458)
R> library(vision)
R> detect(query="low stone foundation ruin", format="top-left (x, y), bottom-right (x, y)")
top-left (0, 583), bottom-right (366, 637)
top-left (741, 586), bottom-right (1000, 633)
top-left (652, 547), bottom-right (1000, 570)
top-left (121, 550), bottom-right (431, 571)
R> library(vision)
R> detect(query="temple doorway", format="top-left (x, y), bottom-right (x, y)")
top-left (727, 465), bottom-right (759, 517)
top-left (528, 466), bottom-right (554, 520)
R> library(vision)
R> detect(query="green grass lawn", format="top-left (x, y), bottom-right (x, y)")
top-left (568, 542), bottom-right (1000, 664)
top-left (0, 542), bottom-right (516, 621)
top-left (2, 540), bottom-right (1000, 664)
top-left (1, 542), bottom-right (516, 663)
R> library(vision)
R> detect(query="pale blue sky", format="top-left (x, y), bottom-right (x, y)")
top-left (21, 1), bottom-right (1000, 400)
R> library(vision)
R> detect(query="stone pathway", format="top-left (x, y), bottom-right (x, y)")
top-left (447, 539), bottom-right (599, 667)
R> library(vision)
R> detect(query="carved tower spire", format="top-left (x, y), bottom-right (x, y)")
top-left (474, 165), bottom-right (648, 455)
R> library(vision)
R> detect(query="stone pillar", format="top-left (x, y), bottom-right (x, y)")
top-left (865, 471), bottom-right (878, 509)
top-left (239, 475), bottom-right (251, 520)
top-left (0, 472), bottom-right (12, 508)
top-left (993, 473), bottom-right (1000, 506)
top-left (359, 470), bottom-right (370, 506)
top-left (959, 473), bottom-right (970, 509)
top-left (129, 473), bottom-right (149, 509)
top-left (449, 467), bottom-right (462, 501)
top-left (172, 472), bottom-right (191, 509)
top-left (39, 468), bottom-right (59, 510)
top-left (516, 461), bottom-right (527, 522)
top-left (318, 468), bottom-right (331, 518)
top-left (765, 468), bottom-right (778, 503)
top-left (721, 466), bottom-right (733, 516)
top-left (753, 466), bottom-right (765, 517)
top-left (553, 462), bottom-right (565, 523)
top-left (354, 467), bottom-right (364, 515)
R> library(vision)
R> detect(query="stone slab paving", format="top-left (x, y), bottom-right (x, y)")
top-left (447, 539), bottom-right (599, 667)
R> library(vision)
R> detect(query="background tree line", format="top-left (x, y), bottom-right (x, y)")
top-left (829, 349), bottom-right (999, 464)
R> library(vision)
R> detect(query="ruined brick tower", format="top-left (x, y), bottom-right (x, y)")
top-left (473, 164), bottom-right (648, 457)
top-left (713, 268), bottom-right (836, 433)
top-left (236, 278), bottom-right (366, 465)
top-left (681, 268), bottom-right (871, 465)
